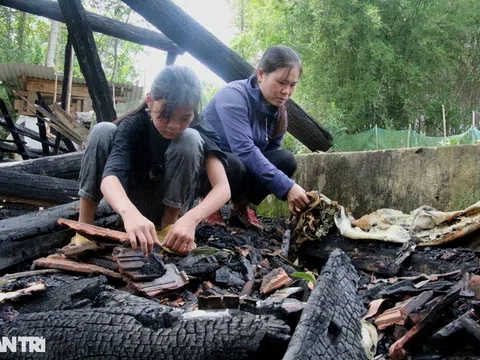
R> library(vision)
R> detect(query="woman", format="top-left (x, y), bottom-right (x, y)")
top-left (66, 65), bottom-right (230, 255)
top-left (202, 45), bottom-right (309, 230)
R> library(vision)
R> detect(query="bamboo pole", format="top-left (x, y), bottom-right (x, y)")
top-left (473, 110), bottom-right (476, 145)
top-left (407, 124), bottom-right (411, 148)
top-left (65, 46), bottom-right (74, 115)
top-left (442, 105), bottom-right (447, 140)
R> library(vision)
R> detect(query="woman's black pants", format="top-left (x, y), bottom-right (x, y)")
top-left (224, 149), bottom-right (297, 205)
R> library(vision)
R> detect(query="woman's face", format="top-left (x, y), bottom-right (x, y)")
top-left (147, 98), bottom-right (194, 140)
top-left (257, 67), bottom-right (300, 107)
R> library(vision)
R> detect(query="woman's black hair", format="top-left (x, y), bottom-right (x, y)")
top-left (257, 45), bottom-right (303, 78)
top-left (255, 45), bottom-right (302, 139)
top-left (114, 65), bottom-right (202, 125)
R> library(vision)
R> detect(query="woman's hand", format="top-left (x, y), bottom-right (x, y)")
top-left (122, 208), bottom-right (160, 256)
top-left (286, 184), bottom-right (310, 214)
top-left (162, 214), bottom-right (197, 254)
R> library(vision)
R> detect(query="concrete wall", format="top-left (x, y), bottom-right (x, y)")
top-left (293, 144), bottom-right (480, 217)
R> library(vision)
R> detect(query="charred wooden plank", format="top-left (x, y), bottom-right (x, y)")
top-left (112, 247), bottom-right (166, 281)
top-left (128, 263), bottom-right (188, 298)
top-left (374, 291), bottom-right (434, 330)
top-left (58, 0), bottom-right (116, 123)
top-left (0, 150), bottom-right (83, 180)
top-left (120, 0), bottom-right (332, 152)
top-left (283, 249), bottom-right (365, 360)
top-left (389, 289), bottom-right (460, 360)
top-left (58, 218), bottom-right (128, 243)
top-left (0, 308), bottom-right (290, 360)
top-left (32, 255), bottom-right (121, 279)
top-left (260, 268), bottom-right (291, 295)
top-left (0, 169), bottom-right (79, 206)
top-left (0, 0), bottom-right (183, 54)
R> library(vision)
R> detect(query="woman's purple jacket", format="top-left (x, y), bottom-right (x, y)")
top-left (202, 76), bottom-right (295, 199)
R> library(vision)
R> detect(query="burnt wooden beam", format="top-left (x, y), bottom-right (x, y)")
top-left (0, 169), bottom-right (79, 206)
top-left (120, 0), bottom-right (333, 152)
top-left (52, 35), bottom-right (77, 153)
top-left (0, 0), bottom-right (183, 54)
top-left (35, 92), bottom-right (51, 155)
top-left (0, 118), bottom-right (68, 152)
top-left (0, 150), bottom-right (83, 179)
top-left (283, 249), bottom-right (365, 360)
top-left (0, 307), bottom-right (290, 359)
top-left (0, 200), bottom-right (116, 272)
top-left (58, 0), bottom-right (116, 123)
top-left (166, 51), bottom-right (177, 66)
top-left (0, 140), bottom-right (43, 159)
top-left (0, 99), bottom-right (29, 159)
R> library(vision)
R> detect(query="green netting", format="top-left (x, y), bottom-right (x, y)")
top-left (332, 126), bottom-right (480, 152)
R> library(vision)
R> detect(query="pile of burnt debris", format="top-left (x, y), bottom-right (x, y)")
top-left (0, 208), bottom-right (479, 359)
top-left (0, 159), bottom-right (478, 359)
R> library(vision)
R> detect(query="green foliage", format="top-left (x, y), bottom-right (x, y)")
top-left (0, 2), bottom-right (143, 87)
top-left (201, 82), bottom-right (222, 106)
top-left (0, 8), bottom-right (50, 65)
top-left (232, 0), bottom-right (480, 136)
top-left (291, 271), bottom-right (316, 283)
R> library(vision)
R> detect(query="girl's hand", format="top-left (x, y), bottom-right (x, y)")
top-left (286, 184), bottom-right (310, 214)
top-left (162, 214), bottom-right (197, 254)
top-left (122, 208), bottom-right (160, 255)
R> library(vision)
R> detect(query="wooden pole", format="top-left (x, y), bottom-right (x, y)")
top-left (442, 105), bottom-right (447, 140)
top-left (35, 92), bottom-right (51, 156)
top-left (65, 46), bottom-right (74, 115)
top-left (54, 35), bottom-right (76, 154)
top-left (120, 0), bottom-right (332, 152)
top-left (53, 71), bottom-right (58, 105)
top-left (473, 110), bottom-right (476, 145)
top-left (375, 125), bottom-right (379, 150)
top-left (58, 0), bottom-right (117, 123)
top-left (407, 124), bottom-right (411, 148)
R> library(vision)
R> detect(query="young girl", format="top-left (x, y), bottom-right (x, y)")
top-left (202, 45), bottom-right (309, 230)
top-left (66, 65), bottom-right (230, 255)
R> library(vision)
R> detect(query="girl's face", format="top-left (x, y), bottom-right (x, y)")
top-left (147, 97), bottom-right (195, 140)
top-left (257, 67), bottom-right (300, 107)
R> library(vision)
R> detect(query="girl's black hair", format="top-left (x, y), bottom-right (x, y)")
top-left (114, 65), bottom-right (202, 125)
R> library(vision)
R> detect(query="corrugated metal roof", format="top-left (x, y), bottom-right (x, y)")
top-left (0, 63), bottom-right (144, 102)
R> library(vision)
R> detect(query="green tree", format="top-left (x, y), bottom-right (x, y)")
top-left (232, 0), bottom-right (480, 137)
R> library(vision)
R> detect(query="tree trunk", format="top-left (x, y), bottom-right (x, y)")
top-left (0, 150), bottom-right (83, 179)
top-left (46, 20), bottom-right (60, 67)
top-left (0, 0), bottom-right (183, 54)
top-left (16, 11), bottom-right (26, 59)
top-left (0, 169), bottom-right (79, 206)
top-left (58, 0), bottom-right (117, 123)
top-left (120, 0), bottom-right (332, 151)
